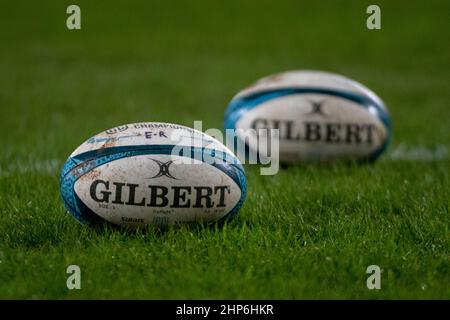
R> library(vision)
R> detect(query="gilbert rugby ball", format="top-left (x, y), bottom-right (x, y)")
top-left (224, 70), bottom-right (391, 163)
top-left (60, 122), bottom-right (246, 227)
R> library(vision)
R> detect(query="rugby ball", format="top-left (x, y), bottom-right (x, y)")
top-left (60, 122), bottom-right (247, 227)
top-left (224, 70), bottom-right (392, 163)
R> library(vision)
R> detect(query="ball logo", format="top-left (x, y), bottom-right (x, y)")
top-left (305, 99), bottom-right (328, 117)
top-left (89, 179), bottom-right (231, 209)
top-left (105, 125), bottom-right (129, 134)
top-left (149, 158), bottom-right (178, 180)
top-left (250, 97), bottom-right (378, 145)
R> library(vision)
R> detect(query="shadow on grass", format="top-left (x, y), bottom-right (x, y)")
top-left (87, 216), bottom-right (246, 237)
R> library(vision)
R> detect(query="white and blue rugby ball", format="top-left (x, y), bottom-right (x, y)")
top-left (60, 122), bottom-right (246, 227)
top-left (224, 70), bottom-right (392, 163)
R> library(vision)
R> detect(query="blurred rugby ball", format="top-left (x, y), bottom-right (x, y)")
top-left (60, 122), bottom-right (246, 227)
top-left (224, 70), bottom-right (391, 163)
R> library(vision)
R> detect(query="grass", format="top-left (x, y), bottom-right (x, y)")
top-left (0, 0), bottom-right (449, 299)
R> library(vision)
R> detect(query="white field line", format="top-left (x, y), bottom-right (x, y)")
top-left (0, 145), bottom-right (447, 177)
top-left (0, 159), bottom-right (62, 177)
top-left (386, 144), bottom-right (449, 161)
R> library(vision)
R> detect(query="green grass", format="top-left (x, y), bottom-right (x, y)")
top-left (0, 0), bottom-right (449, 299)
